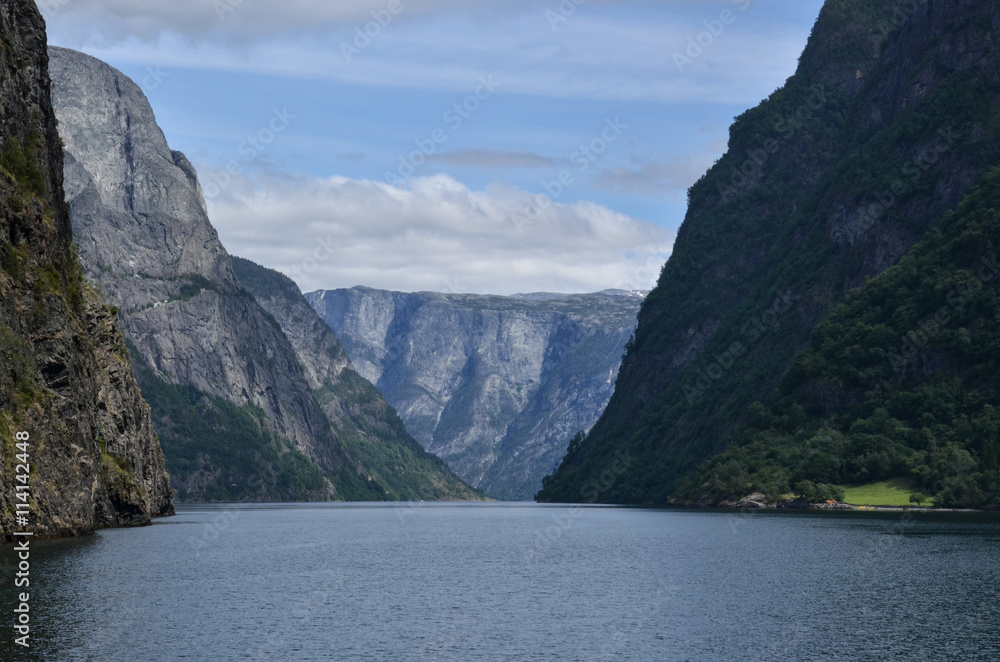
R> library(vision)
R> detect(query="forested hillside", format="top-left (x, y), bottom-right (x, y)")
top-left (538, 0), bottom-right (1000, 507)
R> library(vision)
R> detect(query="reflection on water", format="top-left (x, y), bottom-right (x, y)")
top-left (2, 504), bottom-right (999, 661)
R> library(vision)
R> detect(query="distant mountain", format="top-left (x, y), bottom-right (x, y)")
top-left (306, 287), bottom-right (644, 500)
top-left (48, 46), bottom-right (474, 502)
top-left (537, 0), bottom-right (1000, 508)
top-left (231, 257), bottom-right (481, 501)
top-left (0, 0), bottom-right (171, 538)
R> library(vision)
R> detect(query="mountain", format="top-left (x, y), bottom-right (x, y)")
top-left (0, 0), bottom-right (172, 537)
top-left (537, 0), bottom-right (1000, 506)
top-left (306, 287), bottom-right (644, 500)
top-left (48, 46), bottom-right (473, 502)
top-left (231, 257), bottom-right (481, 500)
top-left (693, 168), bottom-right (1000, 509)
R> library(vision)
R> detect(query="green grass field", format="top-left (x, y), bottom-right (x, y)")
top-left (842, 478), bottom-right (929, 506)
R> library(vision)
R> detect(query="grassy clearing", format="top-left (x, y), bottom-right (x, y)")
top-left (842, 478), bottom-right (928, 506)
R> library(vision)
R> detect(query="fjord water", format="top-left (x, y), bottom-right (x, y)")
top-left (3, 505), bottom-right (1000, 661)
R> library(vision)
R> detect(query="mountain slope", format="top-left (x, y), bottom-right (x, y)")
top-left (48, 47), bottom-right (380, 502)
top-left (0, 0), bottom-right (171, 537)
top-left (307, 287), bottom-right (643, 500)
top-left (538, 0), bottom-right (1000, 504)
top-left (696, 167), bottom-right (1000, 509)
top-left (231, 257), bottom-right (481, 501)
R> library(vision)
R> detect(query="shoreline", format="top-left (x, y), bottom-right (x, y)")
top-left (660, 495), bottom-right (993, 514)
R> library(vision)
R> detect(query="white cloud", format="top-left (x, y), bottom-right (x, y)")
top-left (41, 0), bottom-right (660, 41)
top-left (45, 2), bottom-right (820, 104)
top-left (206, 172), bottom-right (672, 295)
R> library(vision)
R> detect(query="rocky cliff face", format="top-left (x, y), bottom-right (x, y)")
top-left (48, 47), bottom-right (476, 503)
top-left (0, 0), bottom-right (172, 538)
top-left (538, 0), bottom-right (1000, 504)
top-left (232, 257), bottom-right (481, 501)
top-left (48, 47), bottom-right (373, 501)
top-left (307, 287), bottom-right (644, 500)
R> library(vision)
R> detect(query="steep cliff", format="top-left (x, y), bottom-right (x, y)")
top-left (48, 47), bottom-right (378, 502)
top-left (232, 257), bottom-right (481, 501)
top-left (538, 0), bottom-right (1000, 504)
top-left (307, 287), bottom-right (644, 500)
top-left (695, 168), bottom-right (1000, 509)
top-left (0, 0), bottom-right (172, 538)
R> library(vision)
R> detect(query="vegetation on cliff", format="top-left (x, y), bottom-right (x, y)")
top-left (0, 0), bottom-right (172, 537)
top-left (232, 257), bottom-right (483, 501)
top-left (538, 0), bottom-right (1000, 508)
top-left (693, 169), bottom-right (1000, 509)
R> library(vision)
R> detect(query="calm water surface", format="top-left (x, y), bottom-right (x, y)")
top-left (2, 503), bottom-right (999, 661)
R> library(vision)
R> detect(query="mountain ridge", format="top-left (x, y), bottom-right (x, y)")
top-left (307, 285), bottom-right (644, 500)
top-left (232, 256), bottom-right (482, 501)
top-left (49, 46), bottom-right (475, 503)
top-left (538, 0), bottom-right (1000, 505)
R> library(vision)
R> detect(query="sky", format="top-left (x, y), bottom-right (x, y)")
top-left (42, 0), bottom-right (826, 295)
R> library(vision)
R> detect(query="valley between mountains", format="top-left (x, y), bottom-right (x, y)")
top-left (3, 0), bottom-right (1000, 543)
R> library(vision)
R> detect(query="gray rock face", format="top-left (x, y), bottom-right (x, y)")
top-left (231, 257), bottom-right (481, 501)
top-left (48, 47), bottom-right (359, 499)
top-left (306, 287), bottom-right (644, 500)
top-left (53, 58), bottom-right (230, 308)
top-left (0, 0), bottom-right (172, 538)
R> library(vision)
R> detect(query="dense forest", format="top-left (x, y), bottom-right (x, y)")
top-left (692, 169), bottom-right (1000, 509)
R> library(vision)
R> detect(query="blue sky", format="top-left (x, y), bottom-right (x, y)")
top-left (43, 0), bottom-right (826, 295)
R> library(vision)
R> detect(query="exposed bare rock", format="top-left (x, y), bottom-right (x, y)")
top-left (307, 287), bottom-right (644, 500)
top-left (0, 0), bottom-right (172, 538)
